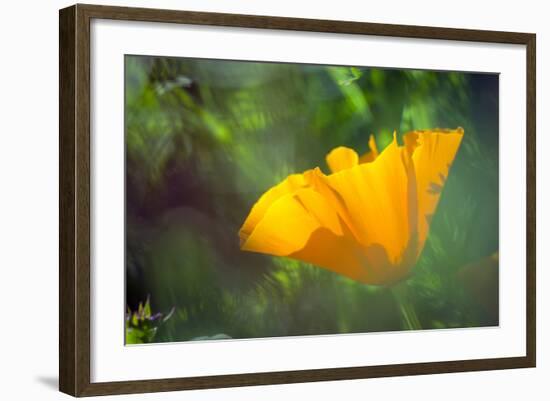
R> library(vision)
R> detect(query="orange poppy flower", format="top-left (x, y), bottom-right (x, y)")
top-left (239, 128), bottom-right (464, 286)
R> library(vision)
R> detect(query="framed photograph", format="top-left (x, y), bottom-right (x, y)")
top-left (59, 4), bottom-right (536, 397)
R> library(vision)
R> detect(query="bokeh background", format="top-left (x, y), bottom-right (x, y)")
top-left (125, 55), bottom-right (499, 344)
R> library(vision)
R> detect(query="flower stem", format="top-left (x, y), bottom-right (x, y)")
top-left (391, 282), bottom-right (422, 331)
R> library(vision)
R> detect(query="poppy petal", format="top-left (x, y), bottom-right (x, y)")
top-left (241, 186), bottom-right (344, 256)
top-left (293, 188), bottom-right (344, 236)
top-left (325, 135), bottom-right (414, 264)
top-left (290, 230), bottom-right (410, 285)
top-left (303, 168), bottom-right (362, 241)
top-left (407, 128), bottom-right (464, 252)
top-left (359, 134), bottom-right (379, 164)
top-left (239, 172), bottom-right (311, 245)
top-left (240, 192), bottom-right (321, 256)
top-left (326, 146), bottom-right (359, 173)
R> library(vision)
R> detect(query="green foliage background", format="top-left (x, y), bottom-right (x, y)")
top-left (125, 55), bottom-right (499, 344)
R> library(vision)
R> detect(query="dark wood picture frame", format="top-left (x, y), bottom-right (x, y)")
top-left (59, 3), bottom-right (536, 397)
